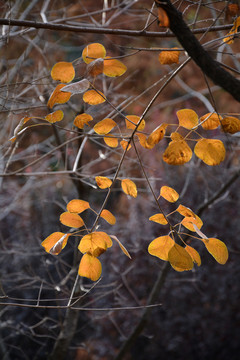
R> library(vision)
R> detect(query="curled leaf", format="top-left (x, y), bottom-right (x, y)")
top-left (181, 216), bottom-right (203, 232)
top-left (146, 123), bottom-right (168, 148)
top-left (51, 62), bottom-right (75, 83)
top-left (95, 176), bottom-right (112, 189)
top-left (200, 113), bottom-right (221, 130)
top-left (74, 113), bottom-right (93, 129)
top-left (87, 58), bottom-right (104, 77)
top-left (41, 232), bottom-right (69, 255)
top-left (221, 116), bottom-right (240, 134)
top-left (157, 7), bottom-right (170, 27)
top-left (148, 235), bottom-right (174, 260)
top-left (61, 79), bottom-right (90, 95)
top-left (79, 232), bottom-right (108, 257)
top-left (78, 253), bottom-right (102, 281)
top-left (163, 140), bottom-right (192, 165)
top-left (121, 179), bottom-right (137, 198)
top-left (202, 238), bottom-right (228, 264)
top-left (194, 138), bottom-right (225, 165)
top-left (159, 49), bottom-right (180, 65)
top-left (110, 235), bottom-right (131, 259)
top-left (60, 212), bottom-right (84, 228)
top-left (47, 84), bottom-right (71, 108)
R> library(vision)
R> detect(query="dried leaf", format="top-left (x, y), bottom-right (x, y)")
top-left (74, 113), bottom-right (93, 129)
top-left (51, 62), bottom-right (75, 83)
top-left (159, 49), bottom-right (180, 65)
top-left (103, 57), bottom-right (127, 77)
top-left (221, 116), bottom-right (240, 134)
top-left (104, 135), bottom-right (118, 148)
top-left (146, 123), bottom-right (168, 148)
top-left (110, 235), bottom-right (131, 259)
top-left (67, 199), bottom-right (90, 213)
top-left (61, 79), bottom-right (90, 94)
top-left (185, 245), bottom-right (201, 266)
top-left (163, 140), bottom-right (192, 165)
top-left (87, 58), bottom-right (104, 77)
top-left (120, 140), bottom-right (131, 151)
top-left (170, 132), bottom-right (183, 141)
top-left (135, 133), bottom-right (150, 149)
top-left (177, 109), bottom-right (198, 129)
top-left (78, 253), bottom-right (102, 281)
top-left (194, 139), bottom-right (226, 165)
top-left (41, 232), bottom-right (69, 255)
top-left (149, 213), bottom-right (168, 225)
top-left (95, 176), bottom-right (112, 189)
top-left (100, 209), bottom-right (116, 225)
top-left (148, 235), bottom-right (174, 260)
top-left (157, 7), bottom-right (170, 27)
top-left (82, 43), bottom-right (106, 64)
top-left (45, 110), bottom-right (64, 123)
top-left (121, 179), bottom-right (137, 198)
top-left (125, 115), bottom-right (145, 131)
top-left (160, 186), bottom-right (179, 202)
top-left (93, 118), bottom-right (117, 135)
top-left (168, 243), bottom-right (193, 271)
top-left (47, 84), bottom-right (71, 108)
top-left (223, 16), bottom-right (240, 44)
top-left (202, 238), bottom-right (228, 264)
top-left (83, 89), bottom-right (106, 105)
top-left (60, 211), bottom-right (84, 228)
top-left (200, 113), bottom-right (221, 130)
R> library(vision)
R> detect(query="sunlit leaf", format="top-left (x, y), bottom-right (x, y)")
top-left (41, 232), bottom-right (69, 255)
top-left (47, 84), bottom-right (71, 108)
top-left (159, 49), bottom-right (180, 65)
top-left (61, 79), bottom-right (90, 95)
top-left (103, 56), bottom-right (127, 77)
top-left (82, 43), bottom-right (106, 64)
top-left (121, 179), bottom-right (137, 198)
top-left (223, 16), bottom-right (240, 44)
top-left (79, 232), bottom-right (107, 257)
top-left (176, 109), bottom-right (198, 129)
top-left (157, 7), bottom-right (170, 27)
top-left (221, 116), bottom-right (240, 134)
top-left (93, 118), bottom-right (117, 135)
top-left (202, 238), bottom-right (228, 264)
top-left (149, 213), bottom-right (168, 225)
top-left (194, 138), bottom-right (225, 165)
top-left (177, 205), bottom-right (195, 217)
top-left (87, 58), bottom-right (104, 77)
top-left (74, 113), bottom-right (93, 129)
top-left (100, 209), bottom-right (116, 225)
top-left (160, 186), bottom-right (179, 202)
top-left (125, 115), bottom-right (145, 131)
top-left (45, 110), bottom-right (64, 123)
top-left (95, 176), bottom-right (112, 189)
top-left (200, 113), bottom-right (221, 130)
top-left (148, 235), bottom-right (174, 260)
top-left (60, 211), bottom-right (84, 228)
top-left (146, 123), bottom-right (168, 148)
top-left (78, 253), bottom-right (102, 281)
top-left (120, 140), bottom-right (131, 151)
top-left (104, 135), bottom-right (119, 148)
top-left (66, 199), bottom-right (90, 213)
top-left (110, 235), bottom-right (131, 259)
top-left (181, 215), bottom-right (203, 231)
top-left (163, 140), bottom-right (192, 165)
top-left (185, 245), bottom-right (201, 266)
top-left (51, 62), bottom-right (75, 83)
top-left (83, 89), bottom-right (106, 105)
top-left (168, 243), bottom-right (193, 271)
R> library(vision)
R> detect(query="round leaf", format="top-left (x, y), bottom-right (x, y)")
top-left (202, 238), bottom-right (228, 264)
top-left (74, 113), bottom-right (93, 129)
top-left (51, 62), bottom-right (75, 83)
top-left (95, 176), bottom-right (112, 189)
top-left (200, 113), bottom-right (221, 130)
top-left (176, 109), bottom-right (198, 129)
top-left (104, 135), bottom-right (119, 148)
top-left (67, 199), bottom-right (90, 213)
top-left (185, 245), bottom-right (201, 266)
top-left (194, 139), bottom-right (225, 165)
top-left (78, 253), bottom-right (102, 281)
top-left (168, 243), bottom-right (194, 271)
top-left (163, 140), bottom-right (192, 165)
top-left (60, 212), bottom-right (84, 228)
top-left (83, 89), bottom-right (106, 105)
top-left (148, 235), bottom-right (174, 260)
top-left (103, 57), bottom-right (127, 77)
top-left (79, 232), bottom-right (108, 257)
top-left (146, 123), bottom-right (168, 148)
top-left (93, 118), bottom-right (117, 135)
top-left (82, 43), bottom-right (106, 64)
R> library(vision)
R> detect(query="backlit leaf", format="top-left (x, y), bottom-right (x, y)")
top-left (78, 253), bottom-right (102, 281)
top-left (51, 62), bottom-right (75, 83)
top-left (47, 84), bottom-right (71, 108)
top-left (45, 110), bottom-right (64, 123)
top-left (159, 49), bottom-right (180, 65)
top-left (110, 235), bottom-right (131, 259)
top-left (194, 139), bottom-right (225, 165)
top-left (79, 232), bottom-right (108, 257)
top-left (221, 116), bottom-right (240, 134)
top-left (82, 43), bottom-right (106, 64)
top-left (125, 115), bottom-right (145, 131)
top-left (120, 140), bottom-right (131, 151)
top-left (61, 79), bottom-right (90, 94)
top-left (200, 113), bottom-right (221, 130)
top-left (177, 109), bottom-right (198, 129)
top-left (95, 176), bottom-right (112, 189)
top-left (100, 209), bottom-right (116, 225)
top-left (41, 232), bottom-right (69, 255)
top-left (168, 243), bottom-right (193, 271)
top-left (104, 135), bottom-right (118, 148)
top-left (202, 238), bottom-right (228, 264)
top-left (177, 205), bottom-right (195, 218)
top-left (157, 7), bottom-right (170, 27)
top-left (67, 199), bottom-right (90, 213)
top-left (74, 113), bottom-right (93, 129)
top-left (149, 213), bottom-right (168, 225)
top-left (83, 89), bottom-right (106, 105)
top-left (146, 123), bottom-right (168, 148)
top-left (93, 118), bottom-right (117, 135)
top-left (103, 57), bottom-right (127, 77)
top-left (181, 215), bottom-right (203, 231)
top-left (121, 179), bottom-right (137, 198)
top-left (60, 212), bottom-right (84, 228)
top-left (185, 245), bottom-right (201, 266)
top-left (87, 58), bottom-right (104, 77)
top-left (148, 235), bottom-right (174, 260)
top-left (160, 186), bottom-right (179, 202)
top-left (163, 140), bottom-right (192, 165)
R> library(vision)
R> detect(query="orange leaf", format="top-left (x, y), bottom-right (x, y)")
top-left (51, 62), bottom-right (75, 83)
top-left (78, 253), bottom-right (102, 281)
top-left (136, 133), bottom-right (150, 149)
top-left (202, 238), bottom-right (228, 264)
top-left (79, 231), bottom-right (112, 257)
top-left (103, 57), bottom-right (127, 77)
top-left (60, 212), bottom-right (84, 228)
top-left (120, 140), bottom-right (131, 151)
top-left (223, 16), bottom-right (240, 44)
top-left (95, 176), bottom-right (112, 189)
top-left (149, 213), bottom-right (168, 225)
top-left (177, 109), bottom-right (198, 129)
top-left (125, 115), bottom-right (145, 131)
top-left (148, 235), bottom-right (174, 260)
top-left (121, 179), bottom-right (137, 198)
top-left (47, 84), bottom-right (71, 108)
top-left (110, 235), bottom-right (131, 259)
top-left (146, 123), bottom-right (168, 148)
top-left (82, 43), bottom-right (106, 64)
top-left (67, 199), bottom-right (90, 213)
top-left (74, 113), bottom-right (93, 129)
top-left (160, 186), bottom-right (179, 202)
top-left (45, 110), bottom-right (64, 123)
top-left (159, 49), bottom-right (180, 65)
top-left (177, 205), bottom-right (196, 218)
top-left (100, 209), bottom-right (116, 225)
top-left (185, 245), bottom-right (201, 266)
top-left (170, 132), bottom-right (183, 141)
top-left (194, 138), bottom-right (225, 165)
top-left (61, 79), bottom-right (90, 95)
top-left (104, 135), bottom-right (119, 148)
top-left (157, 7), bottom-right (170, 27)
top-left (200, 113), bottom-right (221, 130)
top-left (41, 232), bottom-right (70, 255)
top-left (83, 89), bottom-right (106, 105)
top-left (93, 118), bottom-right (117, 135)
top-left (221, 116), bottom-right (240, 134)
top-left (181, 216), bottom-right (203, 232)
top-left (168, 244), bottom-right (194, 271)
top-left (87, 58), bottom-right (104, 77)
top-left (163, 140), bottom-right (192, 165)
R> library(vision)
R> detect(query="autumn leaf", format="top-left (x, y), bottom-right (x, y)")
top-left (59, 212), bottom-right (84, 228)
top-left (202, 238), bottom-right (228, 264)
top-left (170, 132), bottom-right (183, 141)
top-left (45, 110), bottom-right (64, 123)
top-left (61, 79), bottom-right (90, 95)
top-left (176, 109), bottom-right (198, 129)
top-left (78, 253), bottom-right (102, 281)
top-left (82, 43), bottom-right (106, 64)
top-left (104, 135), bottom-right (118, 148)
top-left (221, 116), bottom-right (240, 134)
top-left (160, 186), bottom-right (179, 202)
top-left (200, 113), bottom-right (221, 130)
top-left (168, 243), bottom-right (193, 271)
top-left (223, 16), bottom-right (240, 44)
top-left (159, 49), bottom-right (180, 65)
top-left (181, 215), bottom-right (203, 232)
top-left (83, 89), bottom-right (106, 105)
top-left (41, 232), bottom-right (70, 255)
top-left (79, 231), bottom-right (112, 257)
top-left (163, 140), bottom-right (192, 165)
top-left (149, 213), bottom-right (168, 225)
top-left (110, 235), bottom-right (131, 259)
top-left (194, 138), bottom-right (226, 165)
top-left (95, 176), bottom-right (112, 189)
top-left (146, 123), bottom-right (168, 148)
top-left (148, 235), bottom-right (174, 260)
top-left (135, 133), bottom-right (150, 149)
top-left (51, 62), bottom-right (75, 83)
top-left (66, 199), bottom-right (90, 213)
top-left (185, 245), bottom-right (201, 266)
top-left (74, 113), bottom-right (93, 129)
top-left (121, 179), bottom-right (137, 198)
top-left (125, 115), bottom-right (145, 131)
top-left (93, 118), bottom-right (117, 135)
top-left (120, 140), bottom-right (131, 151)
top-left (100, 209), bottom-right (116, 225)
top-left (176, 204), bottom-right (195, 217)
top-left (157, 7), bottom-right (170, 27)
top-left (87, 58), bottom-right (104, 77)
top-left (103, 57), bottom-right (127, 77)
top-left (47, 84), bottom-right (71, 108)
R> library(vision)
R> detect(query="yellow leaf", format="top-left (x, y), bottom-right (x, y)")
top-left (159, 49), bottom-right (180, 65)
top-left (87, 58), bottom-right (104, 77)
top-left (185, 245), bottom-right (201, 266)
top-left (194, 138), bottom-right (225, 165)
top-left (223, 16), bottom-right (240, 44)
top-left (148, 235), bottom-right (174, 260)
top-left (51, 62), bottom-right (75, 83)
top-left (135, 133), bottom-right (151, 149)
top-left (221, 116), bottom-right (240, 134)
top-left (110, 235), bottom-right (131, 259)
top-left (47, 84), bottom-right (71, 108)
top-left (146, 123), bottom-right (168, 148)
top-left (103, 57), bottom-right (127, 77)
top-left (79, 231), bottom-right (112, 257)
top-left (176, 109), bottom-right (198, 129)
top-left (60, 212), bottom-right (84, 228)
top-left (202, 238), bottom-right (228, 264)
top-left (104, 135), bottom-right (118, 148)
top-left (181, 215), bottom-right (203, 232)
top-left (170, 132), bottom-right (183, 141)
top-left (163, 140), bottom-right (192, 165)
top-left (121, 179), bottom-right (137, 198)
top-left (83, 89), bottom-right (106, 105)
top-left (200, 113), bottom-right (221, 130)
top-left (74, 113), bottom-right (93, 129)
top-left (157, 7), bottom-right (170, 27)
top-left (78, 253), bottom-right (102, 281)
top-left (100, 209), bottom-right (116, 225)
top-left (82, 43), bottom-right (106, 64)
top-left (160, 186), bottom-right (179, 203)
top-left (120, 140), bottom-right (131, 151)
top-left (93, 118), bottom-right (117, 135)
top-left (66, 199), bottom-right (90, 213)
top-left (45, 110), bottom-right (64, 123)
top-left (95, 176), bottom-right (112, 189)
top-left (41, 232), bottom-right (70, 255)
top-left (168, 244), bottom-right (193, 271)
top-left (125, 115), bottom-right (145, 131)
top-left (149, 213), bottom-right (168, 225)
top-left (176, 204), bottom-right (194, 217)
